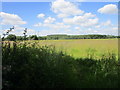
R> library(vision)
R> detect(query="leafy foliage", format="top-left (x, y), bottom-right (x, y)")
top-left (3, 34), bottom-right (119, 41)
top-left (2, 41), bottom-right (119, 88)
top-left (5, 34), bottom-right (16, 41)
top-left (44, 34), bottom-right (118, 40)
top-left (28, 35), bottom-right (38, 40)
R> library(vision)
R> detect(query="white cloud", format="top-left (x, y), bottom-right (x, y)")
top-left (43, 22), bottom-right (70, 29)
top-left (37, 13), bottom-right (45, 18)
top-left (95, 25), bottom-right (101, 28)
top-left (63, 18), bottom-right (74, 24)
top-left (39, 29), bottom-right (61, 36)
top-left (14, 28), bottom-right (36, 36)
top-left (112, 27), bottom-right (118, 31)
top-left (27, 29), bottom-right (36, 36)
top-left (102, 20), bottom-right (112, 26)
top-left (94, 20), bottom-right (112, 29)
top-left (63, 13), bottom-right (98, 27)
top-left (33, 22), bottom-right (71, 36)
top-left (77, 0), bottom-right (86, 1)
top-left (97, 27), bottom-right (118, 35)
top-left (98, 4), bottom-right (118, 14)
top-left (51, 0), bottom-right (84, 18)
top-left (34, 22), bottom-right (42, 27)
top-left (33, 1), bottom-right (117, 36)
top-left (83, 13), bottom-right (96, 18)
top-left (0, 12), bottom-right (27, 25)
top-left (75, 27), bottom-right (80, 30)
top-left (57, 13), bottom-right (68, 18)
top-left (52, 22), bottom-right (71, 29)
top-left (2, 25), bottom-right (37, 36)
top-left (81, 18), bottom-right (99, 27)
top-left (44, 17), bottom-right (56, 23)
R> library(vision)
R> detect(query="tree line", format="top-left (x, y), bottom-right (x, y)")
top-left (2, 34), bottom-right (119, 41)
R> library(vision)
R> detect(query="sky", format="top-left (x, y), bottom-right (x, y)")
top-left (0, 0), bottom-right (119, 36)
top-left (1, 0), bottom-right (120, 2)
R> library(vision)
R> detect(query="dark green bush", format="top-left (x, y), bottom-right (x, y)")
top-left (2, 41), bottom-right (119, 88)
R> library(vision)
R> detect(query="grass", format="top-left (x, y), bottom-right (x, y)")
top-left (2, 40), bottom-right (120, 88)
top-left (24, 39), bottom-right (118, 59)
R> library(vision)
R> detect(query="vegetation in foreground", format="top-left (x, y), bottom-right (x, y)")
top-left (2, 41), bottom-right (120, 88)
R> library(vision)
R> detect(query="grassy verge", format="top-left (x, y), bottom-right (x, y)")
top-left (2, 41), bottom-right (120, 88)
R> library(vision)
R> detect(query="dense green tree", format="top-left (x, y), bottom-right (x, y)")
top-left (16, 36), bottom-right (23, 41)
top-left (38, 36), bottom-right (47, 40)
top-left (2, 34), bottom-right (118, 41)
top-left (6, 34), bottom-right (16, 41)
top-left (29, 35), bottom-right (38, 40)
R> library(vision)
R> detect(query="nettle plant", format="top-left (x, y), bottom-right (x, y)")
top-left (2, 26), bottom-right (28, 41)
top-left (3, 26), bottom-right (15, 40)
top-left (23, 28), bottom-right (27, 40)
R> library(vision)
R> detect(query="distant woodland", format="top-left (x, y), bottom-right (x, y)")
top-left (2, 34), bottom-right (120, 41)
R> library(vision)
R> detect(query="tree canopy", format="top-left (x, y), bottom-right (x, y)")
top-left (6, 34), bottom-right (16, 41)
top-left (3, 34), bottom-right (119, 41)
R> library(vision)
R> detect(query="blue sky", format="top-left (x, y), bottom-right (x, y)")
top-left (0, 0), bottom-right (118, 36)
top-left (1, 0), bottom-right (120, 2)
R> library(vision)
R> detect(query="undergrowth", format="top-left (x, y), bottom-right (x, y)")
top-left (2, 41), bottom-right (120, 88)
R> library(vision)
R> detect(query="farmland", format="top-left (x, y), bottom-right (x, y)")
top-left (26, 39), bottom-right (118, 59)
top-left (1, 1), bottom-right (119, 88)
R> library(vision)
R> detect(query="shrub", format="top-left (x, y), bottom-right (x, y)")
top-left (2, 41), bottom-right (119, 88)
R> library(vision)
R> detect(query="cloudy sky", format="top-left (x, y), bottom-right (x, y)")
top-left (0, 0), bottom-right (118, 36)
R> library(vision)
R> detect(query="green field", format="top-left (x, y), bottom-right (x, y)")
top-left (28, 39), bottom-right (118, 59)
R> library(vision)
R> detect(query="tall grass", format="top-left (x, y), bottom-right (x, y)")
top-left (25, 39), bottom-right (118, 59)
top-left (2, 41), bottom-right (120, 88)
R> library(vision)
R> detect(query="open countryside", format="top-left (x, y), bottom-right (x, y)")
top-left (1, 0), bottom-right (120, 88)
top-left (27, 39), bottom-right (118, 59)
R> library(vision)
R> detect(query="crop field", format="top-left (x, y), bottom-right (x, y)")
top-left (26, 39), bottom-right (118, 59)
